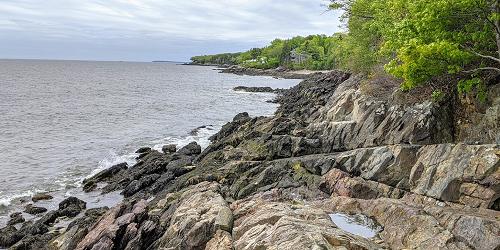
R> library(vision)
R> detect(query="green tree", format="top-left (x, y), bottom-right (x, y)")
top-left (330, 0), bottom-right (500, 97)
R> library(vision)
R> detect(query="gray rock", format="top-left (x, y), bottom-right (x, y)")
top-left (24, 204), bottom-right (47, 215)
top-left (7, 212), bottom-right (25, 226)
top-left (58, 197), bottom-right (86, 217)
top-left (135, 147), bottom-right (151, 154)
top-left (0, 226), bottom-right (22, 247)
top-left (82, 162), bottom-right (128, 188)
top-left (233, 86), bottom-right (275, 93)
top-left (31, 193), bottom-right (53, 202)
top-left (177, 142), bottom-right (201, 156)
top-left (157, 182), bottom-right (231, 250)
top-left (162, 144), bottom-right (177, 154)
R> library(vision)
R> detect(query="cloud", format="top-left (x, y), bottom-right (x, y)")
top-left (0, 0), bottom-right (342, 61)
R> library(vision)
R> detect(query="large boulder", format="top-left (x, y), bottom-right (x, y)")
top-left (82, 162), bottom-right (128, 192)
top-left (231, 192), bottom-right (383, 249)
top-left (0, 226), bottom-right (22, 247)
top-left (24, 204), bottom-right (47, 215)
top-left (162, 144), bottom-right (177, 154)
top-left (49, 207), bottom-right (109, 250)
top-left (8, 212), bottom-right (25, 226)
top-left (303, 75), bottom-right (454, 152)
top-left (177, 142), bottom-right (202, 156)
top-left (75, 200), bottom-right (148, 250)
top-left (320, 195), bottom-right (500, 250)
top-left (31, 193), bottom-right (53, 202)
top-left (280, 143), bottom-right (498, 209)
top-left (58, 197), bottom-right (86, 217)
top-left (156, 182), bottom-right (232, 250)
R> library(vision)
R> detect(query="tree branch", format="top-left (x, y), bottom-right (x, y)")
top-left (469, 50), bottom-right (500, 64)
top-left (463, 67), bottom-right (500, 73)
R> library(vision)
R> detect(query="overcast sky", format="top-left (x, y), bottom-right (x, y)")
top-left (0, 0), bottom-right (342, 62)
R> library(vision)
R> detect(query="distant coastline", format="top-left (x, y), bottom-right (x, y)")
top-left (152, 60), bottom-right (187, 64)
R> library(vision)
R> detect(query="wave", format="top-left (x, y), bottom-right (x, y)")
top-left (0, 125), bottom-right (219, 214)
top-left (82, 125), bottom-right (218, 185)
top-left (82, 150), bottom-right (138, 183)
top-left (151, 125), bottom-right (218, 152)
top-left (0, 189), bottom-right (45, 207)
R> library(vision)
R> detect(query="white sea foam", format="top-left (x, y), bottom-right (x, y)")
top-left (151, 125), bottom-right (218, 152)
top-left (83, 125), bottom-right (219, 185)
top-left (84, 150), bottom-right (138, 181)
top-left (0, 189), bottom-right (45, 207)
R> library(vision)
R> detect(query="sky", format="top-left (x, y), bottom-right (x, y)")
top-left (0, 0), bottom-right (342, 62)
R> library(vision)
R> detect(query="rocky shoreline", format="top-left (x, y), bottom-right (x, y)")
top-left (232, 86), bottom-right (283, 94)
top-left (220, 65), bottom-right (325, 79)
top-left (0, 71), bottom-right (498, 249)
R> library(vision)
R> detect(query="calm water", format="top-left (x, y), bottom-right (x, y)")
top-left (0, 59), bottom-right (299, 222)
top-left (329, 213), bottom-right (382, 238)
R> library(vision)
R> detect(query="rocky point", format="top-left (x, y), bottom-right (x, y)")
top-left (0, 71), bottom-right (498, 249)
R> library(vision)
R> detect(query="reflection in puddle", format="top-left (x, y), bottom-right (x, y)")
top-left (329, 213), bottom-right (382, 238)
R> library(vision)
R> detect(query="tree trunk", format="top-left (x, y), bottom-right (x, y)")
top-left (495, 0), bottom-right (500, 59)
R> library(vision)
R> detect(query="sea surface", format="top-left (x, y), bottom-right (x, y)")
top-left (0, 59), bottom-right (299, 225)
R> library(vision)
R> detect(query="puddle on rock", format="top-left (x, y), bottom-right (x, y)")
top-left (329, 213), bottom-right (383, 238)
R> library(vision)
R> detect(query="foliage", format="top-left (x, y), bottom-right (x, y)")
top-left (192, 0), bottom-right (499, 99)
top-left (329, 0), bottom-right (500, 99)
top-left (191, 35), bottom-right (343, 70)
top-left (190, 53), bottom-right (241, 66)
top-left (431, 90), bottom-right (445, 102)
top-left (458, 77), bottom-right (487, 101)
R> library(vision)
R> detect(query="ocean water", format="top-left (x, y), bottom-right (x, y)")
top-left (329, 213), bottom-right (383, 238)
top-left (0, 59), bottom-right (299, 224)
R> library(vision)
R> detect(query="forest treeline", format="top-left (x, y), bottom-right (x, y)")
top-left (192, 0), bottom-right (499, 99)
top-left (190, 35), bottom-right (342, 70)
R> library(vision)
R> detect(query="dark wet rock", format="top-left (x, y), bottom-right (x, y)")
top-left (31, 193), bottom-right (53, 202)
top-left (69, 207), bottom-right (109, 229)
top-left (135, 147), bottom-right (154, 160)
top-left (83, 181), bottom-right (97, 192)
top-left (162, 144), bottom-right (177, 154)
top-left (190, 125), bottom-right (214, 136)
top-left (24, 204), bottom-right (48, 215)
top-left (122, 174), bottom-right (161, 197)
top-left (59, 196), bottom-right (86, 211)
top-left (177, 142), bottom-right (201, 156)
top-left (8, 212), bottom-right (25, 226)
top-left (58, 197), bottom-right (86, 217)
top-left (233, 86), bottom-right (276, 93)
top-left (97, 150), bottom-right (186, 195)
top-left (18, 221), bottom-right (49, 238)
top-left (0, 226), bottom-right (22, 247)
top-left (82, 162), bottom-right (128, 189)
top-left (207, 112), bottom-right (251, 144)
top-left (10, 232), bottom-right (55, 250)
top-left (135, 147), bottom-right (152, 154)
top-left (232, 112), bottom-right (251, 122)
top-left (37, 211), bottom-right (61, 225)
top-left (0, 221), bottom-right (52, 248)
top-left (220, 66), bottom-right (320, 79)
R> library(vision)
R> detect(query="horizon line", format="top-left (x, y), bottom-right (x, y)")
top-left (0, 58), bottom-right (189, 63)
